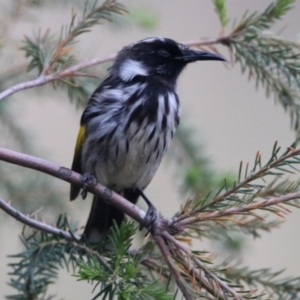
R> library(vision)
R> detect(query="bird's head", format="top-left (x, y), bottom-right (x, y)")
top-left (112, 37), bottom-right (225, 85)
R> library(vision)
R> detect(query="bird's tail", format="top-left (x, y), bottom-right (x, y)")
top-left (83, 189), bottom-right (140, 243)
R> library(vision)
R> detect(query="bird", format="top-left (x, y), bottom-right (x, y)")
top-left (70, 37), bottom-right (225, 242)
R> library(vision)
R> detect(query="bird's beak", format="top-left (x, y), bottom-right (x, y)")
top-left (181, 49), bottom-right (226, 63)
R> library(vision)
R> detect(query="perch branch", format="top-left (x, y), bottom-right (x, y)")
top-left (0, 146), bottom-right (146, 226)
top-left (0, 35), bottom-right (231, 101)
top-left (0, 197), bottom-right (79, 241)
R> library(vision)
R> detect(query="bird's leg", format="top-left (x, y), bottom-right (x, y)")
top-left (81, 173), bottom-right (97, 199)
top-left (137, 188), bottom-right (158, 234)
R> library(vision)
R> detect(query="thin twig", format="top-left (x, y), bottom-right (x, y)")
top-left (0, 53), bottom-right (116, 101)
top-left (153, 234), bottom-right (194, 300)
top-left (169, 243), bottom-right (226, 300)
top-left (178, 190), bottom-right (300, 227)
top-left (184, 35), bottom-right (232, 47)
top-left (0, 146), bottom-right (146, 225)
top-left (174, 148), bottom-right (300, 223)
top-left (163, 232), bottom-right (245, 300)
top-left (0, 35), bottom-right (232, 101)
top-left (39, 239), bottom-right (112, 272)
top-left (0, 197), bottom-right (79, 241)
top-left (135, 248), bottom-right (224, 299)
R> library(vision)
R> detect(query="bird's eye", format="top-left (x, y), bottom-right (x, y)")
top-left (158, 49), bottom-right (170, 57)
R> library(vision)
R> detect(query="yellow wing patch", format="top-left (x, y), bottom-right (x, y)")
top-left (75, 125), bottom-right (86, 155)
top-left (70, 124), bottom-right (86, 200)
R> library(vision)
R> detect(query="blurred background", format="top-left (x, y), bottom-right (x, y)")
top-left (0, 0), bottom-right (299, 298)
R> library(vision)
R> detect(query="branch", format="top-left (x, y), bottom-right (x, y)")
top-left (175, 147), bottom-right (300, 223)
top-left (1, 145), bottom-right (299, 298)
top-left (0, 53), bottom-right (117, 101)
top-left (0, 197), bottom-right (79, 241)
top-left (184, 35), bottom-right (232, 48)
top-left (0, 35), bottom-right (231, 101)
top-left (0, 146), bottom-right (146, 225)
top-left (163, 231), bottom-right (245, 300)
top-left (178, 191), bottom-right (300, 227)
top-left (0, 146), bottom-right (232, 299)
top-left (152, 234), bottom-right (193, 300)
top-left (0, 146), bottom-right (198, 298)
top-left (36, 239), bottom-right (112, 272)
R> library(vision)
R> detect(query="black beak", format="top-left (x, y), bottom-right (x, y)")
top-left (182, 49), bottom-right (226, 63)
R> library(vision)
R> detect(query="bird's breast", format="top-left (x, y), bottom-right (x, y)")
top-left (83, 85), bottom-right (180, 191)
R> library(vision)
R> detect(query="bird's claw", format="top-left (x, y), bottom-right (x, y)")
top-left (142, 205), bottom-right (158, 236)
top-left (81, 173), bottom-right (97, 199)
top-left (137, 188), bottom-right (158, 235)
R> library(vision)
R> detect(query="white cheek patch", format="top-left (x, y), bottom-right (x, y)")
top-left (119, 59), bottom-right (148, 81)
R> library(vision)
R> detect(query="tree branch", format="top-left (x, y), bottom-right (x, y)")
top-left (0, 146), bottom-right (146, 225)
top-left (0, 146), bottom-right (193, 298)
top-left (163, 231), bottom-right (244, 300)
top-left (174, 147), bottom-right (300, 223)
top-left (177, 191), bottom-right (300, 227)
top-left (152, 233), bottom-right (193, 300)
top-left (0, 53), bottom-right (117, 101)
top-left (0, 197), bottom-right (79, 241)
top-left (164, 236), bottom-right (227, 299)
top-left (0, 35), bottom-right (231, 102)
top-left (1, 144), bottom-right (300, 299)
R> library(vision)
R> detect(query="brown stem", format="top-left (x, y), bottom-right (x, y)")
top-left (153, 234), bottom-right (194, 300)
top-left (169, 243), bottom-right (224, 300)
top-left (163, 232), bottom-right (244, 300)
top-left (37, 239), bottom-right (111, 271)
top-left (0, 197), bottom-right (79, 241)
top-left (0, 34), bottom-right (234, 101)
top-left (175, 148), bottom-right (300, 223)
top-left (0, 146), bottom-right (146, 225)
top-left (184, 34), bottom-right (233, 47)
top-left (0, 53), bottom-right (117, 101)
top-left (178, 190), bottom-right (300, 227)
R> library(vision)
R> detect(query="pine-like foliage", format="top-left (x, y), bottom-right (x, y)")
top-left (214, 0), bottom-right (300, 129)
top-left (21, 0), bottom-right (126, 105)
top-left (7, 218), bottom-right (173, 300)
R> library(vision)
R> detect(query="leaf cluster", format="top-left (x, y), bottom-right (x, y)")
top-left (22, 0), bottom-right (125, 75)
top-left (221, 265), bottom-right (300, 300)
top-left (20, 0), bottom-right (126, 105)
top-left (7, 218), bottom-right (173, 300)
top-left (7, 215), bottom-right (80, 300)
top-left (223, 0), bottom-right (300, 129)
top-left (5, 140), bottom-right (300, 299)
top-left (76, 221), bottom-right (173, 300)
top-left (213, 0), bottom-right (229, 27)
top-left (164, 139), bottom-right (300, 298)
top-left (177, 140), bottom-right (300, 232)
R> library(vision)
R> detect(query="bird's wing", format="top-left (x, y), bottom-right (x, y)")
top-left (70, 75), bottom-right (119, 200)
top-left (70, 124), bottom-right (86, 200)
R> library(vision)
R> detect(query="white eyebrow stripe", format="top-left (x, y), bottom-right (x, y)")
top-left (141, 37), bottom-right (165, 43)
top-left (119, 59), bottom-right (148, 81)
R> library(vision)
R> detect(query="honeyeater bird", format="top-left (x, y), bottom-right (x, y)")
top-left (70, 37), bottom-right (225, 242)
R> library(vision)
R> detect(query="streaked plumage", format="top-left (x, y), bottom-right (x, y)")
top-left (70, 37), bottom-right (225, 241)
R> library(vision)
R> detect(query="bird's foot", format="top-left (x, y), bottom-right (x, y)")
top-left (143, 205), bottom-right (158, 236)
top-left (81, 173), bottom-right (97, 199)
top-left (138, 189), bottom-right (158, 235)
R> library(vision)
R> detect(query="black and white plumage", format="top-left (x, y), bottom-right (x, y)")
top-left (70, 37), bottom-right (225, 241)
